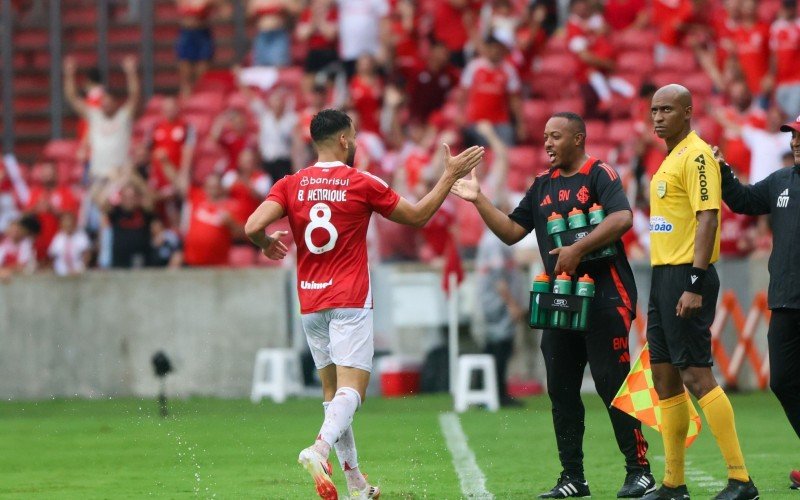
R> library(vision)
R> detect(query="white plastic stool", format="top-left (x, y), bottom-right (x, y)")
top-left (454, 354), bottom-right (500, 412)
top-left (250, 348), bottom-right (303, 403)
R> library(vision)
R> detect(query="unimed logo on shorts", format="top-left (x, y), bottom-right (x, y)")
top-left (649, 216), bottom-right (674, 233)
top-left (301, 279), bottom-right (333, 290)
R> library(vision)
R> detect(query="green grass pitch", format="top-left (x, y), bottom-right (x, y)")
top-left (0, 392), bottom-right (796, 498)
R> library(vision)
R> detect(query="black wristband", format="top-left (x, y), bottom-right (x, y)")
top-left (686, 267), bottom-right (706, 294)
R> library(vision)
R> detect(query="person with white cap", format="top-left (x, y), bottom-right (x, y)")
top-left (715, 113), bottom-right (800, 491)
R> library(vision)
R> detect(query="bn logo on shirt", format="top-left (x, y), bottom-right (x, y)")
top-left (777, 189), bottom-right (790, 208)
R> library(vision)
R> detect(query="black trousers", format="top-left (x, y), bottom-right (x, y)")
top-left (485, 338), bottom-right (514, 400)
top-left (768, 308), bottom-right (800, 438)
top-left (541, 306), bottom-right (650, 477)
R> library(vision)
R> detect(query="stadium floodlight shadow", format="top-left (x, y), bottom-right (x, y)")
top-left (151, 351), bottom-right (173, 417)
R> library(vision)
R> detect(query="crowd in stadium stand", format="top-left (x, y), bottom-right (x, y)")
top-left (1, 0), bottom-right (797, 279)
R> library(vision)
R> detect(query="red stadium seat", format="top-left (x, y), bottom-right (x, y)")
top-left (550, 98), bottom-right (585, 116)
top-left (182, 91), bottom-right (227, 114)
top-left (194, 70), bottom-right (237, 94)
top-left (612, 29), bottom-right (658, 51)
top-left (608, 120), bottom-right (636, 146)
top-left (523, 100), bottom-right (552, 134)
top-left (653, 71), bottom-right (686, 88)
top-left (144, 95), bottom-right (166, 116)
top-left (191, 154), bottom-right (226, 184)
top-left (681, 72), bottom-right (715, 97)
top-left (43, 139), bottom-right (80, 163)
top-left (229, 246), bottom-right (257, 267)
top-left (585, 120), bottom-right (608, 142)
top-left (507, 146), bottom-right (542, 176)
top-left (183, 113), bottom-right (213, 137)
top-left (536, 54), bottom-right (578, 78)
top-left (507, 169), bottom-right (533, 193)
top-left (658, 48), bottom-right (697, 72)
top-left (617, 51), bottom-right (655, 75)
top-left (586, 143), bottom-right (617, 165)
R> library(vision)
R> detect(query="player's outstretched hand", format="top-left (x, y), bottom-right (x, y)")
top-left (262, 230), bottom-right (289, 260)
top-left (443, 144), bottom-right (484, 180)
top-left (450, 169), bottom-right (480, 202)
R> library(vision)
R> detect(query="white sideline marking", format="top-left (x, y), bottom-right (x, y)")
top-left (438, 412), bottom-right (494, 499)
top-left (654, 456), bottom-right (725, 489)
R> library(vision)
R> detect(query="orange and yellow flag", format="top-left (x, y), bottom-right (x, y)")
top-left (612, 343), bottom-right (702, 448)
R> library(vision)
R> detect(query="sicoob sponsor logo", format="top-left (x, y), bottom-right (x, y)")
top-left (649, 216), bottom-right (674, 233)
top-left (694, 154), bottom-right (709, 201)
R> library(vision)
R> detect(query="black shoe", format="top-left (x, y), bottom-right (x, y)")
top-left (641, 484), bottom-right (690, 500)
top-left (713, 478), bottom-right (759, 500)
top-left (617, 471), bottom-right (657, 498)
top-left (538, 473), bottom-right (591, 498)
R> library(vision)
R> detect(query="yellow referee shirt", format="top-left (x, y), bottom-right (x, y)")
top-left (649, 131), bottom-right (721, 266)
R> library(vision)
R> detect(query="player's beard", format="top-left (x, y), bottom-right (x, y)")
top-left (346, 140), bottom-right (357, 167)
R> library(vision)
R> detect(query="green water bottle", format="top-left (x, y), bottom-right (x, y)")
top-left (567, 207), bottom-right (588, 230)
top-left (571, 274), bottom-right (595, 330)
top-left (550, 272), bottom-right (573, 329)
top-left (530, 273), bottom-right (551, 328)
top-left (587, 203), bottom-right (605, 225)
top-left (547, 212), bottom-right (567, 247)
top-left (588, 204), bottom-right (615, 258)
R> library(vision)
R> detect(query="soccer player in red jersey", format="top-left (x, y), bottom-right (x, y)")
top-left (245, 109), bottom-right (483, 499)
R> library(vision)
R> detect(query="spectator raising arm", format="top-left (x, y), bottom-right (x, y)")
top-left (63, 56), bottom-right (88, 117)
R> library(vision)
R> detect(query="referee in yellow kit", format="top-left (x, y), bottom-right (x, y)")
top-left (641, 85), bottom-right (758, 500)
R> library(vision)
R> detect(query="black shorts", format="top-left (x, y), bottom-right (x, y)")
top-left (646, 264), bottom-right (719, 368)
top-left (304, 48), bottom-right (339, 74)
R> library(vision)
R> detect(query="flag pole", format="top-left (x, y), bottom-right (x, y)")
top-left (448, 272), bottom-right (458, 396)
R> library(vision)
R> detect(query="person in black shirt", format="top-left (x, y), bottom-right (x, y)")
top-left (451, 112), bottom-right (654, 498)
top-left (714, 115), bottom-right (800, 488)
top-left (95, 169), bottom-right (155, 269)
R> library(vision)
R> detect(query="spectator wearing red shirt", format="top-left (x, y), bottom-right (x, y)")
top-left (25, 162), bottom-right (81, 262)
top-left (731, 0), bottom-right (771, 96)
top-left (210, 108), bottom-right (253, 173)
top-left (406, 40), bottom-right (459, 123)
top-left (512, 3), bottom-right (550, 82)
top-left (712, 79), bottom-right (767, 180)
top-left (604, 0), bottom-right (647, 31)
top-left (296, 0), bottom-right (339, 82)
top-left (566, 1), bottom-right (634, 114)
top-left (433, 0), bottom-right (481, 68)
top-left (460, 32), bottom-right (524, 146)
top-left (150, 97), bottom-right (196, 198)
top-left (765, 0), bottom-right (800, 119)
top-left (651, 0), bottom-right (695, 49)
top-left (348, 54), bottom-right (383, 135)
top-left (183, 174), bottom-right (242, 266)
top-left (387, 0), bottom-right (422, 81)
top-left (222, 148), bottom-right (272, 226)
top-left (719, 202), bottom-right (756, 259)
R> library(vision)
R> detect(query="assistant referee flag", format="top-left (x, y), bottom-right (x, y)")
top-left (612, 343), bottom-right (702, 448)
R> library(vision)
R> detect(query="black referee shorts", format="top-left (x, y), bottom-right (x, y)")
top-left (646, 264), bottom-right (719, 368)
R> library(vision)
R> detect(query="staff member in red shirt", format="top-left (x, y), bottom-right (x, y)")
top-left (460, 31), bottom-right (525, 146)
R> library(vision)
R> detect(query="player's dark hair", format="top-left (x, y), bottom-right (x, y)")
top-left (18, 214), bottom-right (41, 236)
top-left (551, 111), bottom-right (586, 137)
top-left (310, 109), bottom-right (353, 143)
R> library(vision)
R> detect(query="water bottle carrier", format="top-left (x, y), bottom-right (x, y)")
top-left (528, 291), bottom-right (593, 331)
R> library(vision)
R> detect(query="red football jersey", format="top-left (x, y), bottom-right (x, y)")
top-left (461, 57), bottom-right (520, 124)
top-left (733, 22), bottom-right (771, 94)
top-left (770, 18), bottom-right (800, 86)
top-left (266, 161), bottom-right (401, 314)
top-left (151, 120), bottom-right (191, 191)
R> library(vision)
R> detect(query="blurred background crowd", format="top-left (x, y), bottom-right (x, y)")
top-left (1, 0), bottom-right (796, 280)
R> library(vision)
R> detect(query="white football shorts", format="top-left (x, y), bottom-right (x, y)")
top-left (301, 308), bottom-right (374, 372)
